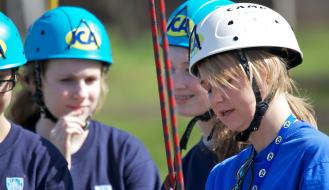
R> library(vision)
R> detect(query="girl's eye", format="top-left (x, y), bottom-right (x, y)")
top-left (227, 78), bottom-right (234, 84)
top-left (85, 77), bottom-right (97, 84)
top-left (60, 78), bottom-right (73, 82)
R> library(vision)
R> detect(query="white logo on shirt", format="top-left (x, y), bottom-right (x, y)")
top-left (6, 177), bottom-right (24, 190)
top-left (94, 185), bottom-right (112, 190)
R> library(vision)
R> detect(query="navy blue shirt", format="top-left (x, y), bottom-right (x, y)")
top-left (182, 140), bottom-right (218, 190)
top-left (68, 120), bottom-right (161, 190)
top-left (0, 123), bottom-right (73, 190)
top-left (206, 121), bottom-right (329, 190)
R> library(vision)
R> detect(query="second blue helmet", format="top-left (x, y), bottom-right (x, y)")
top-left (0, 12), bottom-right (26, 70)
top-left (24, 6), bottom-right (112, 64)
top-left (167, 0), bottom-right (234, 48)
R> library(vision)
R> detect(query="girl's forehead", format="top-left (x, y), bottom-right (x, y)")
top-left (43, 60), bottom-right (102, 78)
top-left (46, 59), bottom-right (102, 71)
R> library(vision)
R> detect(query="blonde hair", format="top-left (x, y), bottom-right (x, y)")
top-left (197, 49), bottom-right (317, 127)
top-left (211, 120), bottom-right (246, 161)
top-left (10, 61), bottom-right (109, 127)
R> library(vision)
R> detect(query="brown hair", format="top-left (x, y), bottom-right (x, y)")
top-left (10, 61), bottom-right (109, 127)
top-left (197, 49), bottom-right (317, 127)
top-left (211, 121), bottom-right (246, 162)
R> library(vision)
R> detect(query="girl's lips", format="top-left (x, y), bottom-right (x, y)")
top-left (175, 95), bottom-right (194, 104)
top-left (216, 109), bottom-right (234, 118)
top-left (66, 105), bottom-right (88, 112)
top-left (66, 105), bottom-right (84, 109)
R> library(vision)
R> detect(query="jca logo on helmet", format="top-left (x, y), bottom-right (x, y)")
top-left (167, 15), bottom-right (194, 37)
top-left (65, 27), bottom-right (101, 50)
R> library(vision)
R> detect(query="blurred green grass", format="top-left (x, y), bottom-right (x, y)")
top-left (95, 27), bottom-right (329, 179)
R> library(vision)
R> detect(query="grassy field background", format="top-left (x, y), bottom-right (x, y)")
top-left (93, 27), bottom-right (328, 179)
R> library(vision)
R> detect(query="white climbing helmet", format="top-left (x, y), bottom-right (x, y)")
top-left (189, 3), bottom-right (303, 77)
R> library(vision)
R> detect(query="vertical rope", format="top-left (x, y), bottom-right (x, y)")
top-left (158, 0), bottom-right (185, 189)
top-left (148, 0), bottom-right (174, 178)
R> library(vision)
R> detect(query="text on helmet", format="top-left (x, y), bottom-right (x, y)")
top-left (65, 27), bottom-right (101, 50)
top-left (227, 4), bottom-right (267, 12)
top-left (167, 15), bottom-right (194, 37)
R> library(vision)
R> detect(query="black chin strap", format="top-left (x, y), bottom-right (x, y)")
top-left (180, 109), bottom-right (215, 150)
top-left (235, 50), bottom-right (273, 142)
top-left (33, 63), bottom-right (58, 123)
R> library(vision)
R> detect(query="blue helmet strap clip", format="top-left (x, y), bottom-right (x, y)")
top-left (67, 19), bottom-right (100, 49)
top-left (33, 62), bottom-right (58, 123)
top-left (235, 50), bottom-right (273, 142)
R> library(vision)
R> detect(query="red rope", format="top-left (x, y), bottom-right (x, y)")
top-left (147, 0), bottom-right (174, 178)
top-left (158, 0), bottom-right (185, 189)
top-left (148, 0), bottom-right (185, 189)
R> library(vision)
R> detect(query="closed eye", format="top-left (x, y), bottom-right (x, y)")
top-left (85, 76), bottom-right (98, 84)
top-left (59, 77), bottom-right (74, 83)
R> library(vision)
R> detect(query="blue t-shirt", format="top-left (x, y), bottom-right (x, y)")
top-left (69, 120), bottom-right (161, 190)
top-left (206, 121), bottom-right (329, 190)
top-left (161, 140), bottom-right (218, 190)
top-left (0, 123), bottom-right (73, 189)
top-left (183, 140), bottom-right (219, 190)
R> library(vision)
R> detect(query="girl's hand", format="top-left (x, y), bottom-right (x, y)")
top-left (49, 110), bottom-right (86, 168)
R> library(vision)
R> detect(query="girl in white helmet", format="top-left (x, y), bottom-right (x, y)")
top-left (163, 0), bottom-right (245, 189)
top-left (0, 11), bottom-right (73, 189)
top-left (189, 3), bottom-right (329, 190)
top-left (10, 6), bottom-right (160, 190)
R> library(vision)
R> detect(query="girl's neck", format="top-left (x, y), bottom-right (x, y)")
top-left (0, 114), bottom-right (11, 143)
top-left (249, 93), bottom-right (292, 152)
top-left (197, 117), bottom-right (218, 147)
top-left (35, 116), bottom-right (55, 139)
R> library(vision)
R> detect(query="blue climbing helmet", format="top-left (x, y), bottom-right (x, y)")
top-left (0, 12), bottom-right (26, 70)
top-left (24, 6), bottom-right (112, 64)
top-left (166, 0), bottom-right (234, 151)
top-left (167, 0), bottom-right (234, 48)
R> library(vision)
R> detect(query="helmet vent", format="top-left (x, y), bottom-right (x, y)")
top-left (228, 20), bottom-right (234, 25)
top-left (233, 36), bottom-right (239, 41)
top-left (41, 30), bottom-right (45, 35)
top-left (275, 20), bottom-right (279, 24)
top-left (36, 48), bottom-right (40, 52)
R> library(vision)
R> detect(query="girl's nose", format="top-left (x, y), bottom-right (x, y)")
top-left (209, 87), bottom-right (224, 105)
top-left (73, 80), bottom-right (88, 99)
top-left (173, 73), bottom-right (187, 90)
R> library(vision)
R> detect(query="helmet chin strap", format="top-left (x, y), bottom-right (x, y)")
top-left (33, 62), bottom-right (58, 123)
top-left (180, 109), bottom-right (215, 150)
top-left (234, 50), bottom-right (273, 142)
